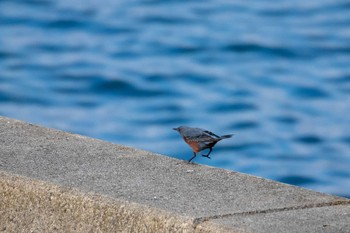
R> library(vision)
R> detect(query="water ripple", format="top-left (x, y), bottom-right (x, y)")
top-left (209, 102), bottom-right (258, 113)
top-left (222, 43), bottom-right (298, 58)
top-left (1, 0), bottom-right (350, 197)
top-left (230, 121), bottom-right (259, 130)
top-left (289, 86), bottom-right (330, 99)
top-left (294, 135), bottom-right (324, 145)
top-left (279, 175), bottom-right (317, 186)
top-left (271, 116), bottom-right (299, 125)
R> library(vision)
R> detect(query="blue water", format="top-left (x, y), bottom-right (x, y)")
top-left (1, 0), bottom-right (350, 198)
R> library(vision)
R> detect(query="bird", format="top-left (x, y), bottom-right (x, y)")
top-left (173, 126), bottom-right (234, 162)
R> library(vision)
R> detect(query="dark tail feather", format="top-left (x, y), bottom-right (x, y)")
top-left (220, 134), bottom-right (234, 139)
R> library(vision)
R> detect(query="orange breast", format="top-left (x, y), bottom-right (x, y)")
top-left (183, 137), bottom-right (201, 153)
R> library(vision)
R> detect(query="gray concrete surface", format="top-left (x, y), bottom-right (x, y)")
top-left (1, 115), bottom-right (350, 232)
top-left (202, 205), bottom-right (350, 233)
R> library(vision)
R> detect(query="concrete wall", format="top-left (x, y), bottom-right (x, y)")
top-left (1, 116), bottom-right (350, 232)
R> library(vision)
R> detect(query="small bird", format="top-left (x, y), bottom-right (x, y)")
top-left (173, 126), bottom-right (234, 162)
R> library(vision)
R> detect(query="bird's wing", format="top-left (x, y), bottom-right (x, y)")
top-left (185, 129), bottom-right (220, 142)
top-left (203, 130), bottom-right (221, 139)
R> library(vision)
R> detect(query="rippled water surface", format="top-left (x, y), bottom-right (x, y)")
top-left (1, 0), bottom-right (350, 197)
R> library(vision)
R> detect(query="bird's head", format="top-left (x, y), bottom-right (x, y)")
top-left (173, 126), bottom-right (185, 132)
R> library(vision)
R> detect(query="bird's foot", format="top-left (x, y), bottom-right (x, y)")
top-left (201, 154), bottom-right (211, 159)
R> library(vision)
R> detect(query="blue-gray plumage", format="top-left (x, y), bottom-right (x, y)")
top-left (173, 126), bottom-right (234, 162)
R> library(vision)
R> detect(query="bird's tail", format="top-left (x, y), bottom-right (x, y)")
top-left (220, 134), bottom-right (234, 139)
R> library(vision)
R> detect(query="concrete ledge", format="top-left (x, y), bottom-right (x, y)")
top-left (1, 116), bottom-right (350, 232)
top-left (0, 171), bottom-right (196, 232)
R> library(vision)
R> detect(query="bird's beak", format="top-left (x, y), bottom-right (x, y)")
top-left (173, 128), bottom-right (178, 131)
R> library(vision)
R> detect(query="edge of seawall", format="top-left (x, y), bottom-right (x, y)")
top-left (1, 116), bottom-right (349, 232)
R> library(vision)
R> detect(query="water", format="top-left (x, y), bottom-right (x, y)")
top-left (1, 0), bottom-right (350, 198)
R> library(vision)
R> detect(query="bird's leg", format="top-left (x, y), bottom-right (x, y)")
top-left (202, 148), bottom-right (212, 159)
top-left (188, 152), bottom-right (197, 162)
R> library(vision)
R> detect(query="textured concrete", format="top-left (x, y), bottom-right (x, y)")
top-left (201, 205), bottom-right (350, 233)
top-left (0, 172), bottom-right (195, 232)
top-left (1, 116), bottom-right (350, 232)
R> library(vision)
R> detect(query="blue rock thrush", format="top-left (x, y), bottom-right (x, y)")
top-left (173, 126), bottom-right (234, 162)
